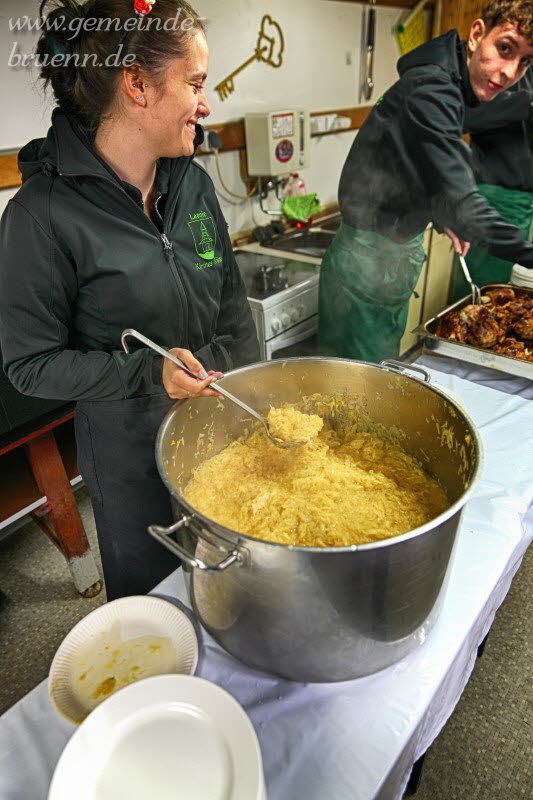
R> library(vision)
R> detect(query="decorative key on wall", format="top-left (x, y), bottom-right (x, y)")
top-left (214, 14), bottom-right (285, 102)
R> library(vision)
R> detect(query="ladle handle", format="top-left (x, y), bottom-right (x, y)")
top-left (208, 381), bottom-right (263, 423)
top-left (121, 328), bottom-right (208, 380)
top-left (121, 329), bottom-right (263, 424)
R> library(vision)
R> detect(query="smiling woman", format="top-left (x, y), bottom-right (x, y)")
top-left (0, 0), bottom-right (260, 600)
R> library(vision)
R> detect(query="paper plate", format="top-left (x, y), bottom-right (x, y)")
top-left (49, 596), bottom-right (198, 725)
top-left (48, 674), bottom-right (265, 800)
top-left (511, 264), bottom-right (533, 288)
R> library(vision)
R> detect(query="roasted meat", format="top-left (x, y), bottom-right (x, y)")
top-left (492, 338), bottom-right (533, 361)
top-left (435, 313), bottom-right (468, 342)
top-left (435, 287), bottom-right (533, 362)
top-left (458, 304), bottom-right (502, 348)
top-left (505, 298), bottom-right (533, 340)
top-left (481, 286), bottom-right (516, 306)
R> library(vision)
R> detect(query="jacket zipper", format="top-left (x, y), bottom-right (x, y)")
top-left (58, 160), bottom-right (194, 344)
top-left (161, 233), bottom-right (173, 254)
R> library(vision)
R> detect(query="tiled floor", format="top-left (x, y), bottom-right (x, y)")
top-left (0, 490), bottom-right (531, 798)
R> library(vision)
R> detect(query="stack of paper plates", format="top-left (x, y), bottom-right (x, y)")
top-left (511, 264), bottom-right (533, 289)
top-left (48, 674), bottom-right (265, 800)
top-left (49, 596), bottom-right (198, 725)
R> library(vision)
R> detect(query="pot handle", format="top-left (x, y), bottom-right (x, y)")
top-left (148, 516), bottom-right (243, 572)
top-left (380, 359), bottom-right (431, 383)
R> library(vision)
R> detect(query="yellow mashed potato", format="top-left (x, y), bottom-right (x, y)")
top-left (184, 405), bottom-right (449, 547)
top-left (267, 406), bottom-right (324, 442)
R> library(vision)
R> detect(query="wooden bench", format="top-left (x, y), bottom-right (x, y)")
top-left (0, 408), bottom-right (102, 597)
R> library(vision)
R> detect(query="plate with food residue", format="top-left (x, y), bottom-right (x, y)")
top-left (49, 596), bottom-right (198, 725)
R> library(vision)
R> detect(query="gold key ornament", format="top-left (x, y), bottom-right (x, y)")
top-left (214, 14), bottom-right (285, 101)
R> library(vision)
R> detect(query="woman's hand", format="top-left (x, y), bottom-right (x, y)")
top-left (444, 227), bottom-right (471, 258)
top-left (162, 348), bottom-right (223, 399)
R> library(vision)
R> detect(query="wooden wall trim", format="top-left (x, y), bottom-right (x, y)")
top-left (323, 1), bottom-right (415, 7)
top-left (0, 106), bottom-right (373, 191)
top-left (0, 153), bottom-right (22, 192)
top-left (204, 105), bottom-right (373, 154)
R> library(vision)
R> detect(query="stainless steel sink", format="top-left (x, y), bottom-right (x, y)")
top-left (317, 214), bottom-right (341, 232)
top-left (263, 229), bottom-right (335, 257)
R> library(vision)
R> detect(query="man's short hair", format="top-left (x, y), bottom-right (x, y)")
top-left (481, 1), bottom-right (533, 42)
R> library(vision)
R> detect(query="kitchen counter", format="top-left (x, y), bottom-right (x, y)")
top-left (0, 360), bottom-right (531, 800)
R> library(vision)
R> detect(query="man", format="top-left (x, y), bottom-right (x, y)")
top-left (319, 0), bottom-right (533, 363)
top-left (453, 69), bottom-right (533, 298)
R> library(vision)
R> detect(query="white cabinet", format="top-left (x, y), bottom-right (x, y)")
top-left (399, 229), bottom-right (431, 354)
top-left (399, 228), bottom-right (455, 355)
top-left (422, 229), bottom-right (455, 323)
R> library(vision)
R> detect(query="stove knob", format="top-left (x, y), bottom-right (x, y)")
top-left (298, 302), bottom-right (306, 317)
top-left (289, 307), bottom-right (300, 323)
top-left (280, 313), bottom-right (291, 328)
top-left (271, 317), bottom-right (281, 334)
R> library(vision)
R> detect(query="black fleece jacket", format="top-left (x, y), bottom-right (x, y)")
top-left (339, 30), bottom-right (533, 266)
top-left (0, 110), bottom-right (259, 401)
top-left (464, 71), bottom-right (533, 192)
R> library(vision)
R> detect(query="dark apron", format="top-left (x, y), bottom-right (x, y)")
top-left (74, 336), bottom-right (236, 600)
top-left (318, 222), bottom-right (426, 363)
top-left (75, 393), bottom-right (176, 600)
top-left (452, 184), bottom-right (533, 301)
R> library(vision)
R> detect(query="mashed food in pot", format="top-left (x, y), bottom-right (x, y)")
top-left (267, 406), bottom-right (323, 442)
top-left (183, 405), bottom-right (448, 547)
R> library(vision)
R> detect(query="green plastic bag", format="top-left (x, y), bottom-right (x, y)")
top-left (318, 222), bottom-right (425, 363)
top-left (281, 193), bottom-right (321, 223)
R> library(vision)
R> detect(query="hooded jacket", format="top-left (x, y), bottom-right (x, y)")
top-left (464, 71), bottom-right (533, 192)
top-left (338, 30), bottom-right (533, 266)
top-left (0, 110), bottom-right (259, 401)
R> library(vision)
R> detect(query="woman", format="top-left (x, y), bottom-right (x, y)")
top-left (318, 0), bottom-right (533, 363)
top-left (0, 0), bottom-right (259, 599)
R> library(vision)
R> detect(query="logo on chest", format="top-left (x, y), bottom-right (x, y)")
top-left (187, 210), bottom-right (217, 262)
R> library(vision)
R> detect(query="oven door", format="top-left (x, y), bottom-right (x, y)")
top-left (267, 316), bottom-right (319, 360)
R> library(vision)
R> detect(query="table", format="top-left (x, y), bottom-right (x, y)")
top-left (0, 359), bottom-right (531, 800)
top-left (0, 409), bottom-right (101, 597)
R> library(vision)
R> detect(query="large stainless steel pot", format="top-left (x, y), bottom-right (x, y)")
top-left (150, 359), bottom-right (482, 682)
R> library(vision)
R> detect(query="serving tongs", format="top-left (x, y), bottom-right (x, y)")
top-left (458, 254), bottom-right (482, 305)
top-left (121, 329), bottom-right (305, 449)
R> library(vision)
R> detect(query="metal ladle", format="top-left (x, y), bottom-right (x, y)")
top-left (121, 329), bottom-right (306, 449)
top-left (458, 254), bottom-right (482, 305)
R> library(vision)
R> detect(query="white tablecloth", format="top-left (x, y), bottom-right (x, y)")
top-left (1, 363), bottom-right (531, 800)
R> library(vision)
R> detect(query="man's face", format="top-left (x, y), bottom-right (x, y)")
top-left (468, 20), bottom-right (533, 101)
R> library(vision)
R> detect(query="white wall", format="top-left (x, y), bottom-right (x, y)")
top-left (1, 0), bottom-right (406, 229)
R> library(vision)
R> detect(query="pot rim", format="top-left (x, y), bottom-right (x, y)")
top-left (155, 357), bottom-right (483, 553)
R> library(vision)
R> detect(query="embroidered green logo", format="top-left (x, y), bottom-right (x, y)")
top-left (188, 210), bottom-right (217, 261)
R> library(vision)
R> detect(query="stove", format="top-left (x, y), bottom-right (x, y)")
top-left (233, 249), bottom-right (320, 360)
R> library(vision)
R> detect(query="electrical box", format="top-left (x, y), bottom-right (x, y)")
top-left (244, 110), bottom-right (311, 177)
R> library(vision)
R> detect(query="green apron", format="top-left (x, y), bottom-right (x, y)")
top-left (452, 184), bottom-right (533, 301)
top-left (318, 222), bottom-right (426, 363)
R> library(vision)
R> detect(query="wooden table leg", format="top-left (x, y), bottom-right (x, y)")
top-left (25, 432), bottom-right (102, 597)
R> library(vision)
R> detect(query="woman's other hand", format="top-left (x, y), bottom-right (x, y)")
top-left (444, 227), bottom-right (471, 258)
top-left (162, 348), bottom-right (223, 399)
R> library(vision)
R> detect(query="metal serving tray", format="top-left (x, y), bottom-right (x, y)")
top-left (416, 283), bottom-right (533, 380)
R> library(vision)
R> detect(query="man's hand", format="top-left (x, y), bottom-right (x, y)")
top-left (444, 227), bottom-right (471, 257)
top-left (162, 348), bottom-right (223, 399)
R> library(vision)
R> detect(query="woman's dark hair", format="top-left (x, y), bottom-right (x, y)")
top-left (36, 0), bottom-right (205, 134)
